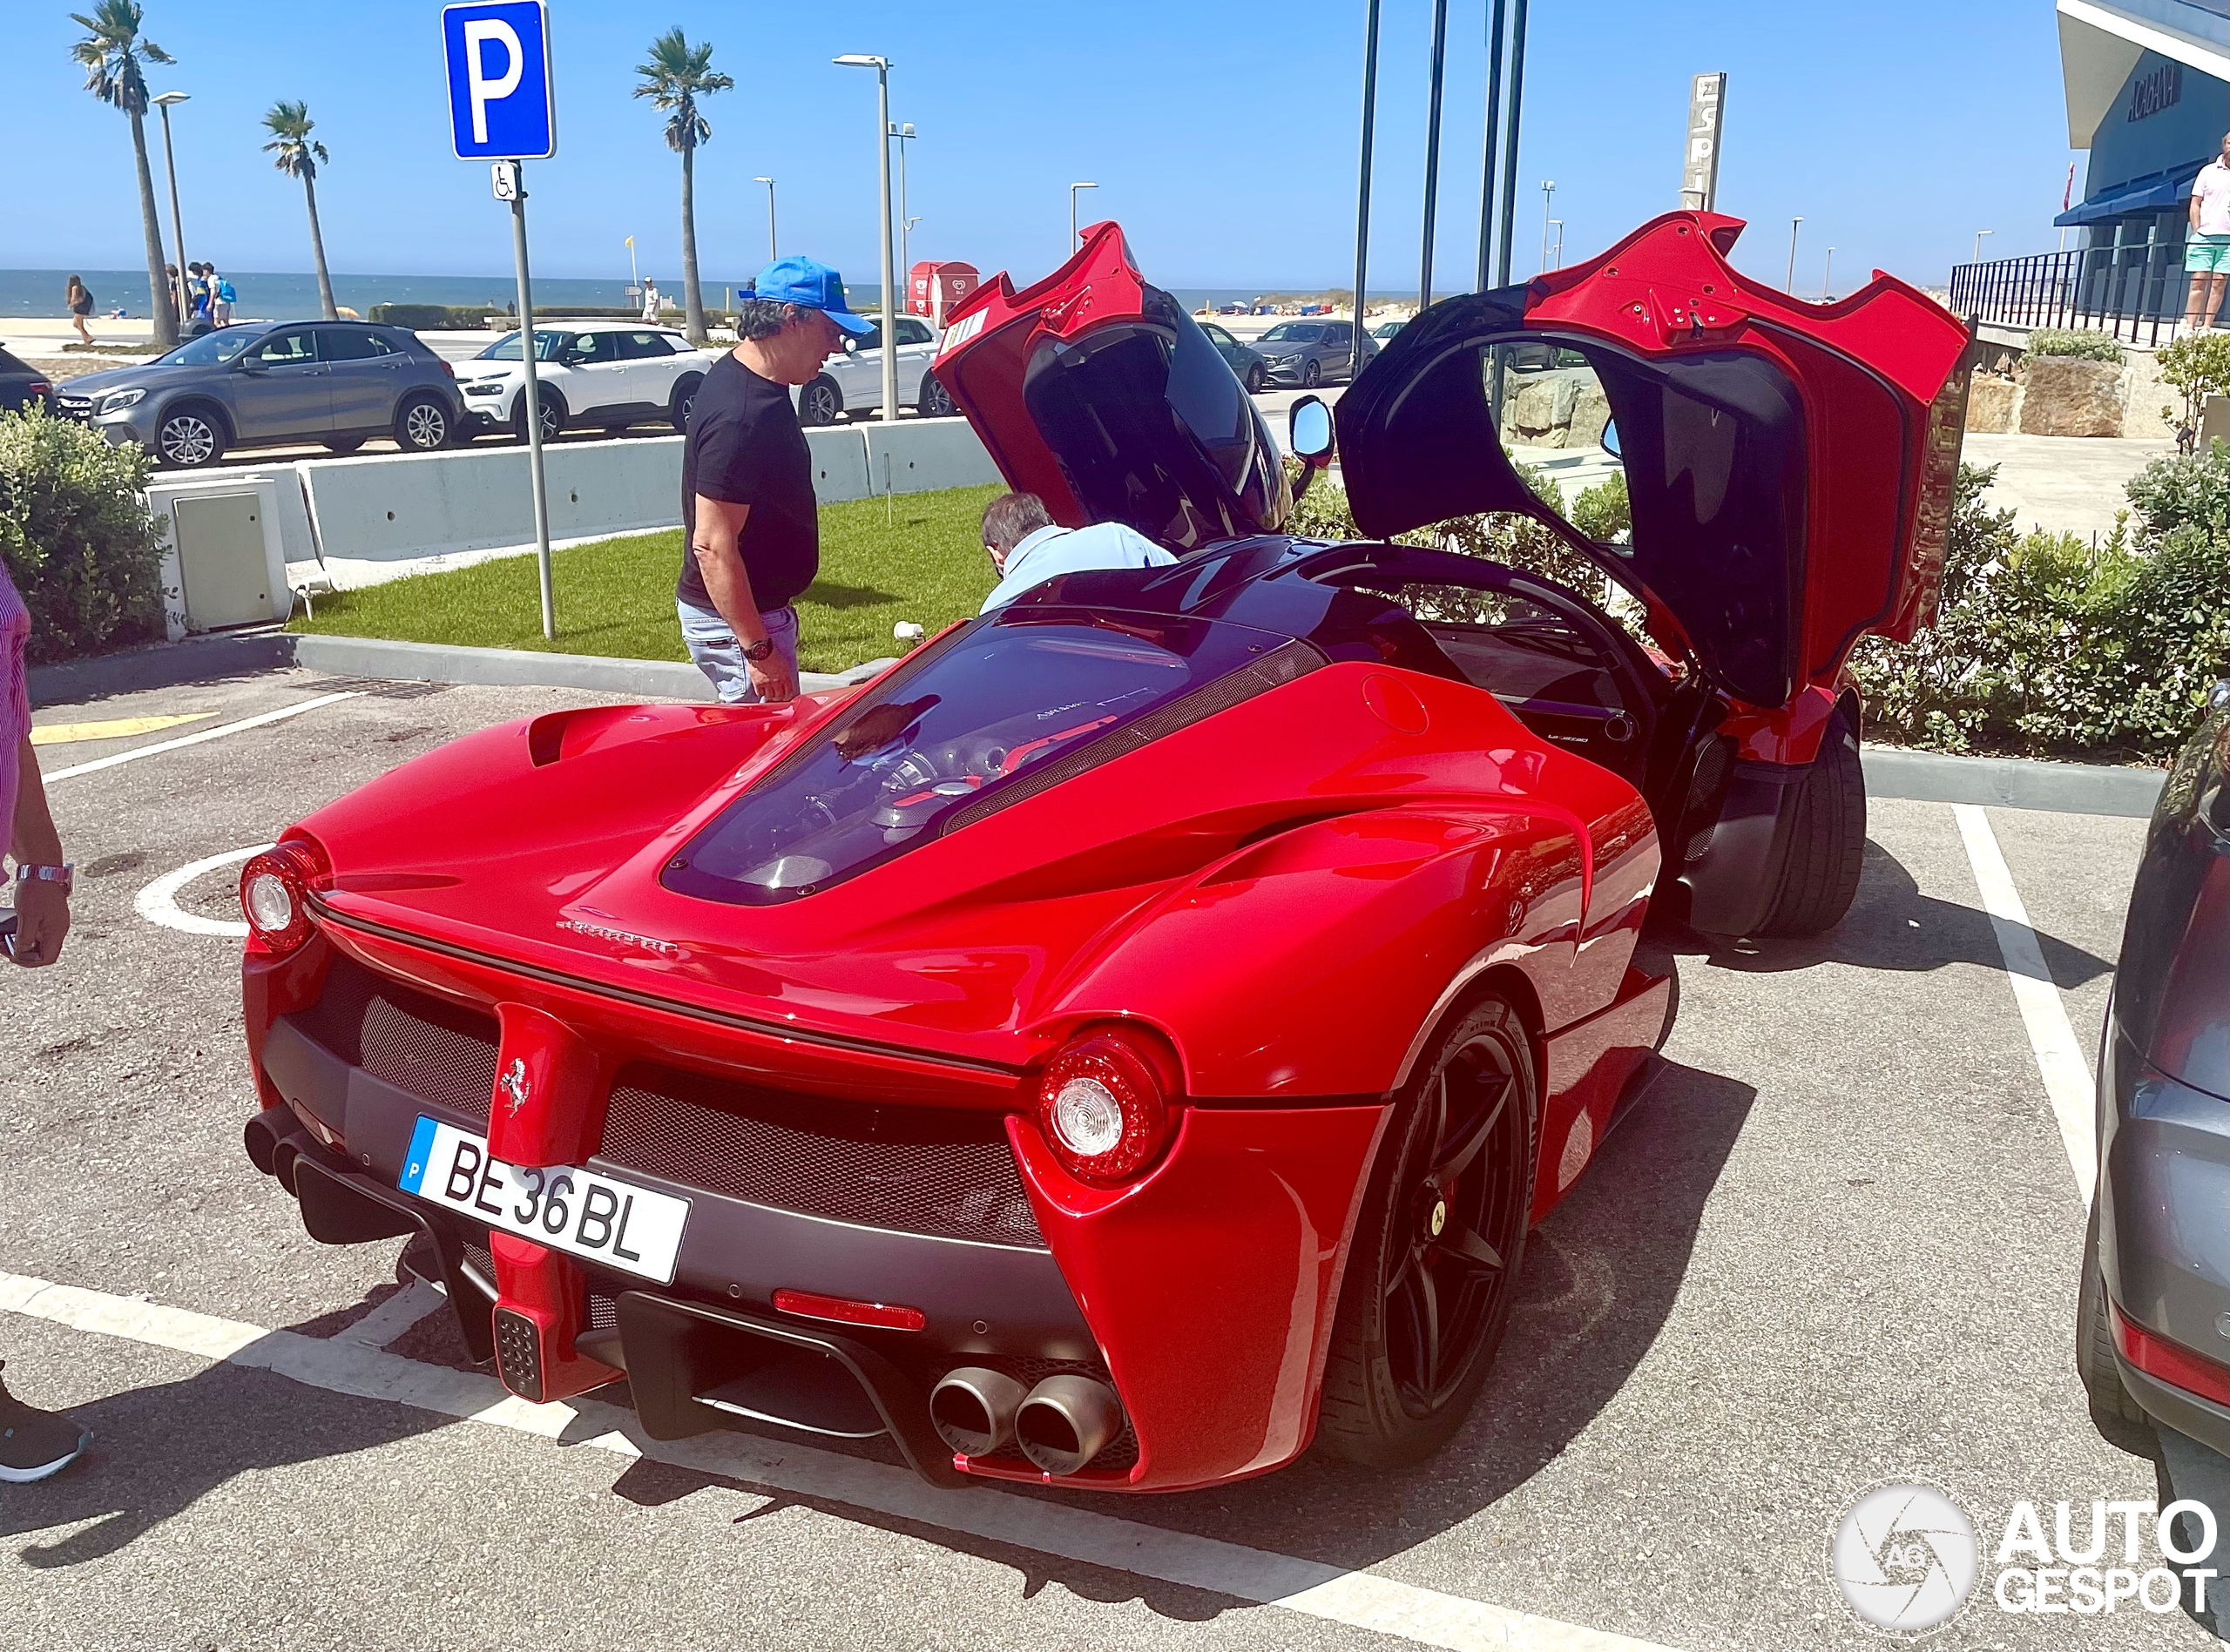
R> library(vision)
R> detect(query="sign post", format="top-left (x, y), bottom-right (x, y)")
top-left (443, 1), bottom-right (558, 641)
top-left (1679, 71), bottom-right (1727, 212)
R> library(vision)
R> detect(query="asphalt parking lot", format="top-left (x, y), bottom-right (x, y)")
top-left (3, 667), bottom-right (2220, 1652)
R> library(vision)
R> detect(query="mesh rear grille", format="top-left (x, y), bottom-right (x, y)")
top-left (1680, 736), bottom-right (1736, 866)
top-left (293, 953), bottom-right (500, 1127)
top-left (940, 638), bottom-right (1322, 836)
top-left (598, 1063), bottom-right (1045, 1249)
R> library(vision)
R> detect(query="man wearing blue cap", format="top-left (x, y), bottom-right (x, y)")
top-left (678, 256), bottom-right (874, 704)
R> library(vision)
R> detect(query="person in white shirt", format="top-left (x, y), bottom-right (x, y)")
top-left (641, 278), bottom-right (661, 323)
top-left (978, 493), bottom-right (1174, 613)
top-left (2186, 132), bottom-right (2230, 332)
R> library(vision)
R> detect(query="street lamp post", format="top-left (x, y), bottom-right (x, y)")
top-left (1418, 0), bottom-right (1450, 310)
top-left (1489, 0), bottom-right (1530, 420)
top-left (1974, 229), bottom-right (1993, 265)
top-left (893, 124), bottom-right (917, 293)
top-left (152, 91), bottom-right (190, 325)
top-left (1822, 246), bottom-right (1835, 301)
top-left (1474, 0), bottom-right (1508, 293)
top-left (753, 177), bottom-right (776, 263)
top-left (834, 55), bottom-right (900, 424)
top-left (1549, 219), bottom-right (1564, 270)
top-left (1070, 181), bottom-right (1098, 252)
top-left (1538, 180), bottom-right (1556, 274)
top-left (1787, 216), bottom-right (1804, 290)
top-left (1352, 0), bottom-right (1382, 381)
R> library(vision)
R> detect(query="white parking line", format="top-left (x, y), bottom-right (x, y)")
top-left (332, 1278), bottom-right (450, 1348)
top-left (133, 844), bottom-right (269, 937)
top-left (0, 1269), bottom-right (1680, 1652)
top-left (42, 691), bottom-right (362, 782)
top-left (1951, 803), bottom-right (2098, 1206)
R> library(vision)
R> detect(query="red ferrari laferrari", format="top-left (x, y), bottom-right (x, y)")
top-left (237, 213), bottom-right (1968, 1492)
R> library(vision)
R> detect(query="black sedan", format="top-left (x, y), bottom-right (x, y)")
top-left (0, 346), bottom-right (53, 415)
top-left (2078, 678), bottom-right (2230, 1458)
top-left (53, 320), bottom-right (463, 469)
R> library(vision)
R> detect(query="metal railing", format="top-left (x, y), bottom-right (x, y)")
top-left (1948, 240), bottom-right (2199, 347)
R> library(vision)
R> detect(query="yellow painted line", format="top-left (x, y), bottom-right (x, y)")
top-left (30, 712), bottom-right (213, 745)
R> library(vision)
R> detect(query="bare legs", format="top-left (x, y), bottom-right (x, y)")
top-left (2186, 272), bottom-right (2229, 333)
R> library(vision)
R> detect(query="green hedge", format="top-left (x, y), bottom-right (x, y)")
top-left (2025, 327), bottom-right (2125, 364)
top-left (0, 406), bottom-right (166, 664)
top-left (368, 302), bottom-right (499, 330)
top-left (1849, 453), bottom-right (2230, 760)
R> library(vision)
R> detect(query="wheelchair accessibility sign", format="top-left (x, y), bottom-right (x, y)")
top-left (443, 1), bottom-right (555, 160)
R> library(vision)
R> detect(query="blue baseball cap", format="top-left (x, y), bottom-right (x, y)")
top-left (748, 257), bottom-right (875, 335)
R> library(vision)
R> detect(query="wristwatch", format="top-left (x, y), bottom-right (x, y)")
top-left (14, 863), bottom-right (72, 897)
top-left (742, 637), bottom-right (776, 663)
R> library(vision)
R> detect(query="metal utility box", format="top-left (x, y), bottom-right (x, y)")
top-left (172, 491), bottom-right (274, 630)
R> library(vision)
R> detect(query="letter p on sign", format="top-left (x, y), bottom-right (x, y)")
top-left (443, 1), bottom-right (555, 160)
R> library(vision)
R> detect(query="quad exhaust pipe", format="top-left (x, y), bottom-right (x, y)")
top-left (929, 1368), bottom-right (1124, 1474)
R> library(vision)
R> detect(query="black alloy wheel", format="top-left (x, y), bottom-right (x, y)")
top-left (1318, 995), bottom-right (1537, 1467)
top-left (670, 373), bottom-right (703, 432)
top-left (800, 376), bottom-right (843, 427)
top-left (1301, 357), bottom-right (1322, 389)
top-left (1245, 362), bottom-right (1267, 394)
top-left (917, 373), bottom-right (956, 418)
top-left (155, 406), bottom-right (224, 469)
top-left (395, 394), bottom-right (450, 453)
top-left (514, 390), bottom-right (564, 445)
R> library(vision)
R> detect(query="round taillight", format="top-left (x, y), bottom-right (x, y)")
top-left (1035, 1031), bottom-right (1177, 1184)
top-left (239, 839), bottom-right (325, 954)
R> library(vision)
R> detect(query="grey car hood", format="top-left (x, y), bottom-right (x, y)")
top-left (55, 363), bottom-right (194, 398)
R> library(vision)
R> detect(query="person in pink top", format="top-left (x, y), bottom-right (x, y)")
top-left (2185, 131), bottom-right (2230, 333)
top-left (0, 556), bottom-right (91, 1483)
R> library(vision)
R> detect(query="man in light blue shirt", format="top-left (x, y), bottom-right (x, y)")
top-left (979, 493), bottom-right (1173, 613)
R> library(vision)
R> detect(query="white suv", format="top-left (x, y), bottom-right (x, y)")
top-left (456, 322), bottom-right (716, 441)
top-left (799, 314), bottom-right (954, 424)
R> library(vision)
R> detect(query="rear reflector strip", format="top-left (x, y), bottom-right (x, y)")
top-left (773, 1289), bottom-right (928, 1332)
top-left (2112, 1303), bottom-right (2230, 1405)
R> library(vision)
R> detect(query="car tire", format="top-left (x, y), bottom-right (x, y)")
top-left (1317, 993), bottom-right (1537, 1469)
top-left (321, 436), bottom-right (365, 455)
top-left (1301, 359), bottom-right (1322, 389)
top-left (917, 373), bottom-right (956, 419)
top-left (2078, 1198), bottom-right (2152, 1433)
top-left (395, 394), bottom-right (451, 453)
top-left (800, 376), bottom-right (843, 427)
top-left (154, 403), bottom-right (226, 469)
top-left (1756, 708), bottom-right (1865, 938)
top-left (669, 373), bottom-right (704, 433)
top-left (513, 390), bottom-right (564, 445)
top-left (1245, 363), bottom-right (1267, 394)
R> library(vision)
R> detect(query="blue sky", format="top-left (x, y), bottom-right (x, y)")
top-left (5, 0), bottom-right (2080, 298)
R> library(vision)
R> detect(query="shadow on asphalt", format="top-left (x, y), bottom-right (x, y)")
top-left (1671, 839), bottom-right (2115, 988)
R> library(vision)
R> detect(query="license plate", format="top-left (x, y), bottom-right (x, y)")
top-left (400, 1116), bottom-right (691, 1285)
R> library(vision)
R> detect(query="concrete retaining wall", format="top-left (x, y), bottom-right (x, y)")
top-left (252, 416), bottom-right (992, 581)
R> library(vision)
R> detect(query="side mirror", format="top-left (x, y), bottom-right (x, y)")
top-left (1287, 395), bottom-right (1335, 502)
top-left (236, 355), bottom-right (267, 373)
top-left (1599, 420), bottom-right (1621, 460)
top-left (843, 336), bottom-right (861, 354)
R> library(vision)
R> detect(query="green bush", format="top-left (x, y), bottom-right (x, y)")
top-left (2025, 328), bottom-right (2125, 364)
top-left (368, 302), bottom-right (500, 330)
top-left (2152, 329), bottom-right (2230, 438)
top-left (0, 405), bottom-right (167, 664)
top-left (1570, 472), bottom-right (1631, 543)
top-left (1848, 456), bottom-right (2230, 759)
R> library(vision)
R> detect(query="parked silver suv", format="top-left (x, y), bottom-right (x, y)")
top-left (55, 320), bottom-right (463, 469)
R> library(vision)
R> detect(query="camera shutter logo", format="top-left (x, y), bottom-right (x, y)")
top-left (1831, 1481), bottom-right (1980, 1634)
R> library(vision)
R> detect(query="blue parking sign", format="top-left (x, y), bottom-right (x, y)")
top-left (443, 0), bottom-right (555, 160)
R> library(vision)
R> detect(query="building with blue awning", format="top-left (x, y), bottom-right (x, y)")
top-left (2057, 0), bottom-right (2230, 245)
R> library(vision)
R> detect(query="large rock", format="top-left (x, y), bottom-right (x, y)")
top-left (2017, 355), bottom-right (2124, 437)
top-left (1964, 374), bottom-right (2019, 434)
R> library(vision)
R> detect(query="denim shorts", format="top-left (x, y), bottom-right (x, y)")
top-left (676, 599), bottom-right (799, 704)
top-left (2188, 234), bottom-right (2230, 274)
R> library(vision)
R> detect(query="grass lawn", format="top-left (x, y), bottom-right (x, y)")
top-left (290, 483), bottom-right (1004, 674)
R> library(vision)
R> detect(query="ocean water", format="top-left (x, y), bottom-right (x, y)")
top-left (3, 267), bottom-right (1398, 322)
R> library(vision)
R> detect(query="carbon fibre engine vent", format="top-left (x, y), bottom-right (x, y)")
top-left (1680, 735), bottom-right (1736, 866)
top-left (939, 637), bottom-right (1324, 837)
top-left (598, 1064), bottom-right (1046, 1249)
top-left (291, 954), bottom-right (501, 1128)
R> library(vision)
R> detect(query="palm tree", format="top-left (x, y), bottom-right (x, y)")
top-left (71, 0), bottom-right (179, 347)
top-left (262, 101), bottom-right (336, 320)
top-left (633, 28), bottom-right (733, 344)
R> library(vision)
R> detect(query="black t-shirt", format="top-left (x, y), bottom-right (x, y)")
top-left (677, 354), bottom-right (819, 613)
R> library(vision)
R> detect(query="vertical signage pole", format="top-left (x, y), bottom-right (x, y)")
top-left (508, 163), bottom-right (556, 641)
